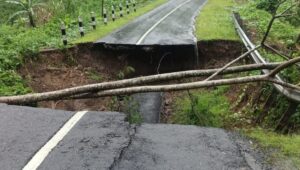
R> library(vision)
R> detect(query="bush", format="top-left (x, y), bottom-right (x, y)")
top-left (239, 2), bottom-right (298, 45)
top-left (256, 0), bottom-right (280, 13)
top-left (0, 71), bottom-right (31, 96)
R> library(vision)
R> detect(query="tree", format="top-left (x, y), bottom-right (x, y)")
top-left (5, 0), bottom-right (45, 27)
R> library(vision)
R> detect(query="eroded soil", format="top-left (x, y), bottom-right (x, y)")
top-left (19, 43), bottom-right (126, 111)
top-left (20, 40), bottom-right (245, 112)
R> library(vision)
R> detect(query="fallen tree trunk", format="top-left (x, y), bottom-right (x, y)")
top-left (70, 75), bottom-right (300, 99)
top-left (0, 63), bottom-right (281, 104)
top-left (1, 57), bottom-right (300, 105)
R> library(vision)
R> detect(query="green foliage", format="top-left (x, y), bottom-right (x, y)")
top-left (4, 0), bottom-right (46, 27)
top-left (117, 66), bottom-right (135, 79)
top-left (239, 3), bottom-right (299, 44)
top-left (111, 95), bottom-right (142, 124)
top-left (124, 96), bottom-right (142, 124)
top-left (258, 49), bottom-right (300, 84)
top-left (0, 0), bottom-right (165, 96)
top-left (239, 2), bottom-right (298, 45)
top-left (255, 0), bottom-right (300, 26)
top-left (245, 128), bottom-right (300, 168)
top-left (171, 86), bottom-right (231, 127)
top-left (0, 70), bottom-right (31, 96)
top-left (256, 0), bottom-right (281, 13)
top-left (239, 0), bottom-right (300, 86)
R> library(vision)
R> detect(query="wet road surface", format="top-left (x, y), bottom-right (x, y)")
top-left (97, 0), bottom-right (207, 45)
top-left (131, 92), bottom-right (162, 123)
top-left (0, 104), bottom-right (264, 169)
top-left (0, 0), bottom-right (269, 169)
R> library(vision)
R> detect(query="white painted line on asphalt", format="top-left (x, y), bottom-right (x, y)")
top-left (136, 0), bottom-right (192, 45)
top-left (22, 111), bottom-right (88, 170)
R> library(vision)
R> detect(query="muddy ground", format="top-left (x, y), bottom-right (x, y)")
top-left (19, 40), bottom-right (245, 112)
top-left (19, 43), bottom-right (123, 111)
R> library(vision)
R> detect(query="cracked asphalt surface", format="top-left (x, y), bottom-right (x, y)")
top-left (0, 104), bottom-right (264, 169)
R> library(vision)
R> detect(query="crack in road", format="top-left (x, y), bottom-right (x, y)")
top-left (109, 125), bottom-right (138, 170)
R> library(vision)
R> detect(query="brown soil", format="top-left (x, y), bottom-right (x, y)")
top-left (198, 40), bottom-right (245, 69)
top-left (19, 43), bottom-right (127, 111)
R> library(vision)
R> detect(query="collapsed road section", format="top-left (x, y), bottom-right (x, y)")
top-left (94, 0), bottom-right (207, 123)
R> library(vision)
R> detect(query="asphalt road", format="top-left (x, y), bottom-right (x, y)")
top-left (0, 103), bottom-right (265, 169)
top-left (97, 0), bottom-right (207, 45)
top-left (0, 104), bottom-right (74, 170)
top-left (131, 92), bottom-right (162, 123)
top-left (0, 0), bottom-right (272, 169)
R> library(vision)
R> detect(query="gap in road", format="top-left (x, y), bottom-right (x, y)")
top-left (19, 40), bottom-right (244, 123)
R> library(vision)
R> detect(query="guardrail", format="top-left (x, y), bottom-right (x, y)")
top-left (232, 14), bottom-right (300, 102)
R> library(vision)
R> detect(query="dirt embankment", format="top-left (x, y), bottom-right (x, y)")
top-left (19, 43), bottom-right (127, 111)
top-left (19, 40), bottom-right (245, 112)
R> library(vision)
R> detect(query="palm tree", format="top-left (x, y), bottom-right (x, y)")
top-left (5, 0), bottom-right (45, 27)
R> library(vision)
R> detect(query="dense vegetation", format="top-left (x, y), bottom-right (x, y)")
top-left (0, 0), bottom-right (165, 96)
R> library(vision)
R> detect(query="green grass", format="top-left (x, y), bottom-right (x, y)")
top-left (74, 0), bottom-right (167, 43)
top-left (170, 86), bottom-right (231, 127)
top-left (246, 128), bottom-right (300, 168)
top-left (195, 0), bottom-right (238, 40)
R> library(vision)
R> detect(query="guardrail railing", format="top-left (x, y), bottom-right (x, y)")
top-left (232, 14), bottom-right (300, 102)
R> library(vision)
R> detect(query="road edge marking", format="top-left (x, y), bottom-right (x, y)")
top-left (22, 111), bottom-right (88, 170)
top-left (136, 0), bottom-right (192, 45)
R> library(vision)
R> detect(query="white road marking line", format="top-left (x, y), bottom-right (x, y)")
top-left (22, 111), bottom-right (88, 170)
top-left (136, 0), bottom-right (192, 45)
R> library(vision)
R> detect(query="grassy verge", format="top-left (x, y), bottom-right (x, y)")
top-left (75, 0), bottom-right (167, 43)
top-left (195, 0), bottom-right (238, 40)
top-left (245, 128), bottom-right (300, 168)
top-left (170, 86), bottom-right (232, 127)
